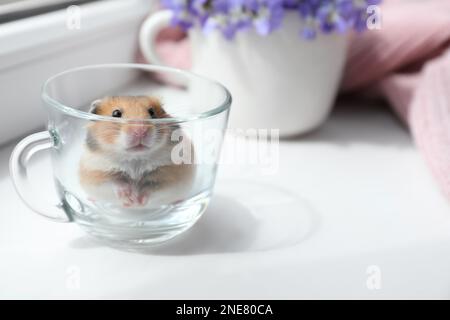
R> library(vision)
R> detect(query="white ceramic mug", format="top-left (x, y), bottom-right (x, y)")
top-left (140, 11), bottom-right (348, 136)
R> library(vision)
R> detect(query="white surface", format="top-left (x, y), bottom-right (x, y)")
top-left (1, 98), bottom-right (450, 299)
top-left (140, 11), bottom-right (348, 136)
top-left (0, 0), bottom-right (153, 145)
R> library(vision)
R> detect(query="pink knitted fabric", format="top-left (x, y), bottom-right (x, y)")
top-left (342, 0), bottom-right (450, 199)
top-left (146, 0), bottom-right (450, 200)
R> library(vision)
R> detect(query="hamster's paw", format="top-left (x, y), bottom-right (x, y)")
top-left (114, 182), bottom-right (139, 207)
top-left (137, 190), bottom-right (150, 206)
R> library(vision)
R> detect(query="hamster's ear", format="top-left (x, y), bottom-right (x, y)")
top-left (89, 99), bottom-right (102, 114)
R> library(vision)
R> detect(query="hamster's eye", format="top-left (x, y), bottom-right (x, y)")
top-left (112, 109), bottom-right (122, 118)
top-left (148, 107), bottom-right (156, 118)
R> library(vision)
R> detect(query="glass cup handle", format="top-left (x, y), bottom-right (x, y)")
top-left (139, 10), bottom-right (172, 66)
top-left (9, 131), bottom-right (71, 223)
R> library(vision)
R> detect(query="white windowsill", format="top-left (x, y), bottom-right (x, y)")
top-left (0, 0), bottom-right (154, 145)
top-left (1, 98), bottom-right (450, 299)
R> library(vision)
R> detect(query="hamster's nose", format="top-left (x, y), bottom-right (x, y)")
top-left (129, 126), bottom-right (149, 139)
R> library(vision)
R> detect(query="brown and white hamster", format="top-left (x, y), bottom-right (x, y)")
top-left (79, 96), bottom-right (195, 208)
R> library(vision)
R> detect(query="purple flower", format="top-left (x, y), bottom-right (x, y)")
top-left (253, 1), bottom-right (285, 35)
top-left (161, 0), bottom-right (383, 40)
top-left (202, 14), bottom-right (236, 39)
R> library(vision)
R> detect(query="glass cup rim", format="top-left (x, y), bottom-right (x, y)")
top-left (41, 63), bottom-right (232, 124)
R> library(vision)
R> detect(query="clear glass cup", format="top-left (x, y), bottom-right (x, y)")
top-left (10, 64), bottom-right (231, 249)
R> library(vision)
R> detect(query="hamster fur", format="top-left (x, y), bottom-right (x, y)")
top-left (79, 96), bottom-right (195, 208)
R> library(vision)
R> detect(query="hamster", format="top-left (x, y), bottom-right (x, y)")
top-left (79, 96), bottom-right (195, 208)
